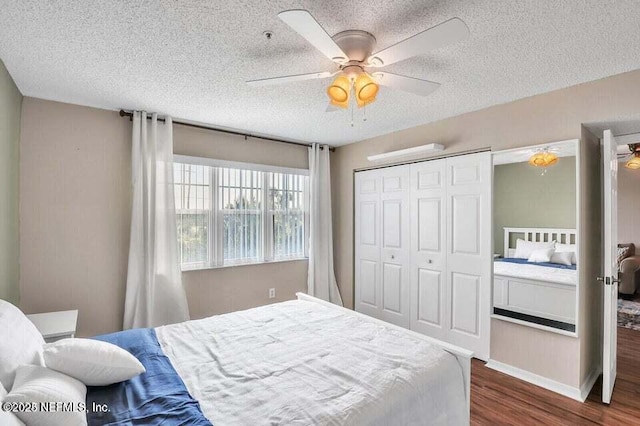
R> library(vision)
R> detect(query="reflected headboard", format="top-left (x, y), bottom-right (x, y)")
top-left (503, 227), bottom-right (577, 258)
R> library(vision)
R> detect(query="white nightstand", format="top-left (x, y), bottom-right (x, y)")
top-left (27, 310), bottom-right (78, 343)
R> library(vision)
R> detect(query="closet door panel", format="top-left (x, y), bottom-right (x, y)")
top-left (451, 195), bottom-right (480, 255)
top-left (410, 160), bottom-right (447, 340)
top-left (382, 200), bottom-right (402, 248)
top-left (355, 171), bottom-right (382, 318)
top-left (359, 260), bottom-right (378, 307)
top-left (417, 268), bottom-right (442, 325)
top-left (379, 166), bottom-right (410, 327)
top-left (445, 152), bottom-right (491, 360)
top-left (382, 263), bottom-right (403, 313)
top-left (451, 272), bottom-right (480, 335)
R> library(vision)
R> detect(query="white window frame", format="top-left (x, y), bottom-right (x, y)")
top-left (174, 155), bottom-right (309, 271)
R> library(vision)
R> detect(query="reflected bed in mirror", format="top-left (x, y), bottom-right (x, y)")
top-left (494, 227), bottom-right (577, 332)
top-left (492, 140), bottom-right (578, 335)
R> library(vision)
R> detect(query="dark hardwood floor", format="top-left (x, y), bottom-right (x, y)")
top-left (471, 327), bottom-right (640, 425)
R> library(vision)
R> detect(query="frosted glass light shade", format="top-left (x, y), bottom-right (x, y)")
top-left (327, 75), bottom-right (351, 107)
top-left (626, 154), bottom-right (640, 169)
top-left (355, 73), bottom-right (378, 108)
top-left (528, 151), bottom-right (558, 168)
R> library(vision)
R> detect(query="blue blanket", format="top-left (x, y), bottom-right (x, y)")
top-left (86, 328), bottom-right (211, 426)
top-left (496, 257), bottom-right (576, 270)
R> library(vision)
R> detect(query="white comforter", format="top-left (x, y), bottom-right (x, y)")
top-left (156, 299), bottom-right (466, 426)
top-left (493, 261), bottom-right (578, 285)
top-left (494, 261), bottom-right (577, 285)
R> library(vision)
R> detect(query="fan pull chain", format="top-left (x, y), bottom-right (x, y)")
top-left (363, 103), bottom-right (367, 122)
top-left (350, 98), bottom-right (354, 127)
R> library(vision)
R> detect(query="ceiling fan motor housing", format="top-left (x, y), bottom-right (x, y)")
top-left (332, 30), bottom-right (377, 63)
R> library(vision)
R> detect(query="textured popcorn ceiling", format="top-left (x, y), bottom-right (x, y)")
top-left (1, 1), bottom-right (640, 146)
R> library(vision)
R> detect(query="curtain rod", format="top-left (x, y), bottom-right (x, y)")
top-left (119, 110), bottom-right (334, 152)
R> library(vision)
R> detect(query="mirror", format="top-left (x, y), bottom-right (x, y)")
top-left (492, 140), bottom-right (578, 333)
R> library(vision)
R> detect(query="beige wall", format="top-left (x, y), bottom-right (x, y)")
top-left (0, 59), bottom-right (22, 305)
top-left (619, 166), bottom-right (640, 248)
top-left (494, 158), bottom-right (577, 255)
top-left (332, 69), bottom-right (640, 387)
top-left (19, 98), bottom-right (308, 336)
top-left (20, 98), bottom-right (131, 336)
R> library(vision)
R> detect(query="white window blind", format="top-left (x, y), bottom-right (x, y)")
top-left (174, 163), bottom-right (211, 269)
top-left (174, 159), bottom-right (308, 270)
top-left (269, 172), bottom-right (307, 260)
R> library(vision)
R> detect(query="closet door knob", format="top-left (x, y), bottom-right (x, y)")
top-left (391, 255), bottom-right (395, 259)
top-left (427, 259), bottom-right (433, 264)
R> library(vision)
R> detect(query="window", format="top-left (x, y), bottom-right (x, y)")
top-left (174, 158), bottom-right (308, 270)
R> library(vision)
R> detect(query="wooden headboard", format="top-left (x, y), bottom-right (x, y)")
top-left (503, 227), bottom-right (577, 258)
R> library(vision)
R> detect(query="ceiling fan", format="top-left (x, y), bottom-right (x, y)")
top-left (618, 143), bottom-right (640, 169)
top-left (247, 10), bottom-right (470, 111)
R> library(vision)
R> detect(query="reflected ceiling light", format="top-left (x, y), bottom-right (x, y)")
top-left (626, 153), bottom-right (640, 169)
top-left (625, 144), bottom-right (640, 169)
top-left (528, 148), bottom-right (558, 176)
top-left (528, 149), bottom-right (559, 168)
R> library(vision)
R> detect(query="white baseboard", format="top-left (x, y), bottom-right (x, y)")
top-left (486, 359), bottom-right (591, 402)
top-left (579, 367), bottom-right (601, 402)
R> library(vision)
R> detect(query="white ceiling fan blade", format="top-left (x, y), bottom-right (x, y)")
top-left (368, 18), bottom-right (469, 67)
top-left (247, 71), bottom-right (333, 87)
top-left (278, 10), bottom-right (348, 64)
top-left (373, 72), bottom-right (440, 96)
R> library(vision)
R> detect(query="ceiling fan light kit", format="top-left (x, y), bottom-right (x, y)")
top-left (247, 10), bottom-right (470, 116)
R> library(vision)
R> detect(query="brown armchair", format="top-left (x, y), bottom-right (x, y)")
top-left (619, 243), bottom-right (640, 297)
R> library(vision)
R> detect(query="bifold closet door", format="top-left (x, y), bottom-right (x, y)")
top-left (356, 152), bottom-right (490, 359)
top-left (354, 169), bottom-right (381, 320)
top-left (354, 166), bottom-right (410, 328)
top-left (445, 152), bottom-right (491, 360)
top-left (409, 159), bottom-right (447, 341)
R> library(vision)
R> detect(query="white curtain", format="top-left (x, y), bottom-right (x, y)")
top-left (123, 112), bottom-right (190, 329)
top-left (307, 144), bottom-right (343, 306)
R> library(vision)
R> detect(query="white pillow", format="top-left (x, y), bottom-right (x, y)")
top-left (43, 338), bottom-right (145, 386)
top-left (0, 381), bottom-right (25, 426)
top-left (555, 243), bottom-right (577, 264)
top-left (513, 239), bottom-right (555, 259)
top-left (4, 365), bottom-right (86, 426)
top-left (551, 251), bottom-right (573, 266)
top-left (527, 248), bottom-right (555, 263)
top-left (0, 300), bottom-right (45, 390)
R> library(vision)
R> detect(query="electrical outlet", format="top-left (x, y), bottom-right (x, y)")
top-left (269, 288), bottom-right (276, 299)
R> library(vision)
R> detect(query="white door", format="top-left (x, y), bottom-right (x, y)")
top-left (354, 170), bottom-right (382, 319)
top-left (354, 166), bottom-right (410, 328)
top-left (445, 152), bottom-right (492, 360)
top-left (379, 166), bottom-right (411, 327)
top-left (602, 129), bottom-right (619, 404)
top-left (409, 159), bottom-right (448, 340)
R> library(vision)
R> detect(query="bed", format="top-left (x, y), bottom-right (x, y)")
top-left (86, 293), bottom-right (472, 425)
top-left (493, 227), bottom-right (578, 332)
